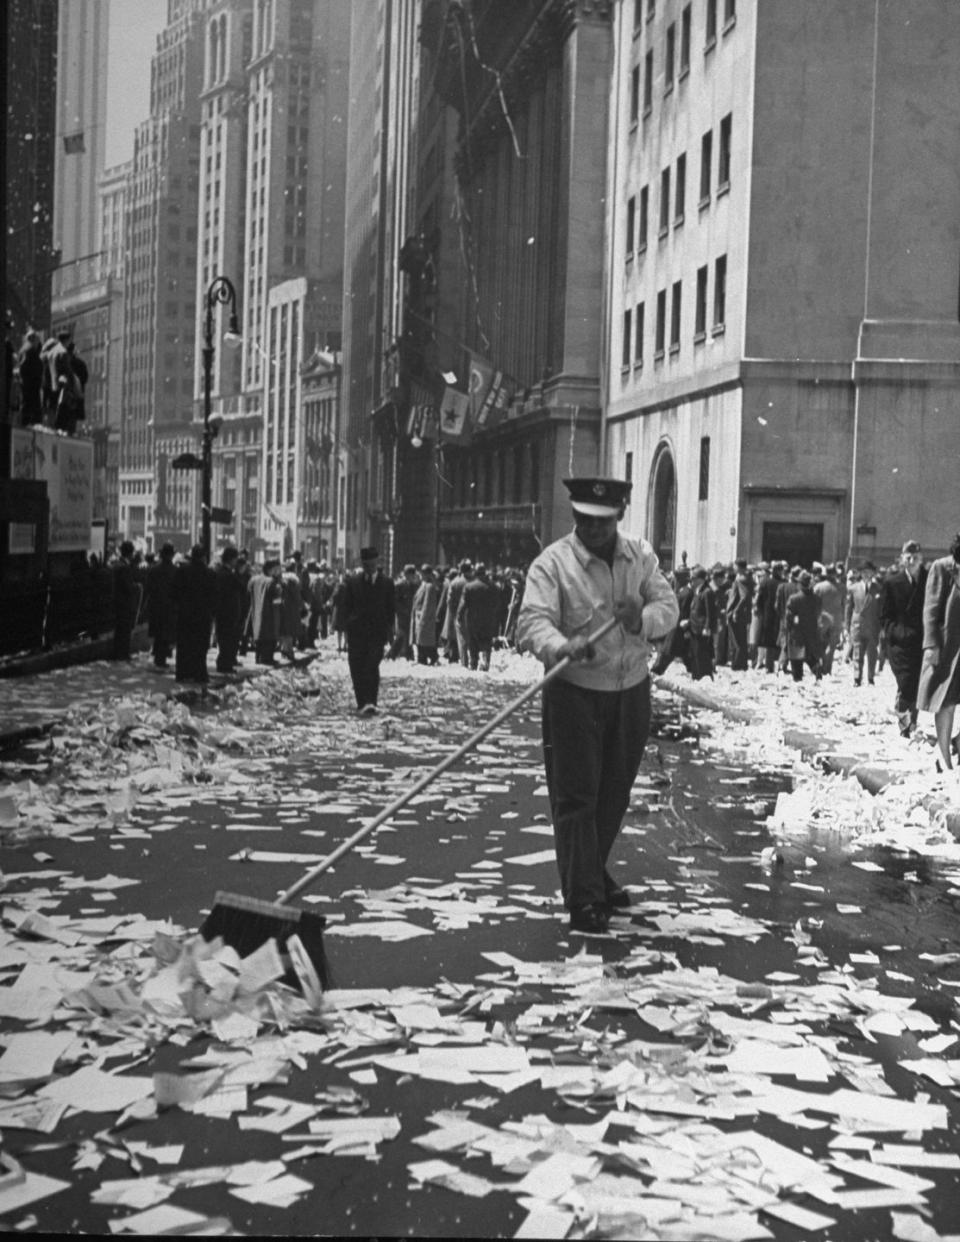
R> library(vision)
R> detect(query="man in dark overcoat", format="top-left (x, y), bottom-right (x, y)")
top-left (342, 546), bottom-right (395, 715)
top-left (214, 546), bottom-right (246, 673)
top-left (171, 544), bottom-right (217, 683)
top-left (146, 542), bottom-right (177, 669)
top-left (111, 540), bottom-right (140, 661)
top-left (881, 539), bottom-right (928, 736)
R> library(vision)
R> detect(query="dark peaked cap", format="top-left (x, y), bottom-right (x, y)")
top-left (563, 477), bottom-right (632, 517)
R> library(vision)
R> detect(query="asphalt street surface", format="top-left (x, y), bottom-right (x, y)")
top-left (0, 646), bottom-right (959, 1238)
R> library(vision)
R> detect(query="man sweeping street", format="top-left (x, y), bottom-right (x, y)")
top-left (517, 477), bottom-right (678, 934)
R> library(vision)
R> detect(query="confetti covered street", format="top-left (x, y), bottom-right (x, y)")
top-left (1, 644), bottom-right (959, 1239)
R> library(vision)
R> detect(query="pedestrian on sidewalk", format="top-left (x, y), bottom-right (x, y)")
top-left (917, 532), bottom-right (960, 775)
top-left (813, 562), bottom-right (843, 675)
top-left (458, 562), bottom-right (499, 671)
top-left (342, 546), bottom-right (395, 715)
top-left (248, 560), bottom-right (282, 665)
top-left (785, 570), bottom-right (823, 681)
top-left (278, 560), bottom-right (303, 661)
top-left (517, 476), bottom-right (679, 935)
top-left (171, 544), bottom-right (217, 683)
top-left (146, 541), bottom-right (177, 669)
top-left (331, 570), bottom-right (348, 652)
top-left (214, 546), bottom-right (246, 673)
top-left (725, 558), bottom-right (753, 670)
top-left (881, 540), bottom-right (928, 736)
top-left (389, 564), bottom-right (419, 660)
top-left (845, 563), bottom-right (882, 686)
top-left (411, 564), bottom-right (440, 665)
top-left (753, 561), bottom-right (782, 673)
top-left (111, 540), bottom-right (140, 661)
top-left (683, 565), bottom-right (717, 681)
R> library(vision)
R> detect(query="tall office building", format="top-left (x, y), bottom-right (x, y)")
top-left (52, 0), bottom-right (108, 270)
top-left (96, 160), bottom-right (132, 534)
top-left (605, 0), bottom-right (960, 569)
top-left (121, 0), bottom-right (206, 550)
top-left (342, 0), bottom-right (421, 567)
top-left (193, 0), bottom-right (349, 558)
top-left (5, 0), bottom-right (59, 343)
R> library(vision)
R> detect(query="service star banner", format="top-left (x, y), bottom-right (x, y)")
top-left (438, 386), bottom-right (472, 443)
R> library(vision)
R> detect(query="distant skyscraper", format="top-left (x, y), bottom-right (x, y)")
top-left (5, 0), bottom-right (59, 339)
top-left (52, 0), bottom-right (109, 271)
top-left (194, 0), bottom-right (349, 557)
top-left (120, 0), bottom-right (206, 550)
top-left (342, 0), bottom-right (421, 567)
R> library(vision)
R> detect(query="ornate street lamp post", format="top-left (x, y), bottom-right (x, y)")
top-left (201, 274), bottom-right (241, 562)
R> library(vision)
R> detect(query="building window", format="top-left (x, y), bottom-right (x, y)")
top-left (724, 0), bottom-right (736, 29)
top-left (706, 0), bottom-right (717, 46)
top-left (643, 49), bottom-right (653, 114)
top-left (665, 23), bottom-right (675, 92)
top-left (699, 130), bottom-right (712, 206)
top-left (622, 308), bottom-right (632, 370)
top-left (626, 195), bottom-right (636, 258)
top-left (699, 436), bottom-right (711, 500)
top-left (655, 289), bottom-right (666, 358)
top-left (718, 113), bottom-right (732, 191)
top-left (659, 167), bottom-right (671, 237)
top-left (695, 264), bottom-right (708, 339)
top-left (634, 0), bottom-right (643, 30)
top-left (635, 300), bottom-right (645, 365)
top-left (625, 450), bottom-right (634, 485)
top-left (647, 0), bottom-right (655, 21)
top-left (670, 280), bottom-right (682, 352)
top-left (713, 254), bottom-right (727, 329)
top-left (675, 152), bottom-right (686, 224)
top-left (680, 4), bottom-right (691, 75)
top-left (630, 64), bottom-right (640, 125)
top-left (639, 185), bottom-right (649, 251)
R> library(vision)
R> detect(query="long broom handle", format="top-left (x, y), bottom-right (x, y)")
top-left (279, 614), bottom-right (620, 904)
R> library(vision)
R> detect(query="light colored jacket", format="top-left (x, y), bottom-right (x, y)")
top-left (517, 530), bottom-right (679, 691)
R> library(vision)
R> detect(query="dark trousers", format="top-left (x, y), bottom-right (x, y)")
top-left (888, 643), bottom-right (922, 729)
top-left (152, 636), bottom-right (172, 668)
top-left (112, 610), bottom-right (136, 660)
top-left (542, 677), bottom-right (652, 910)
top-left (216, 623), bottom-right (241, 672)
top-left (727, 620), bottom-right (749, 670)
top-left (348, 641), bottom-right (383, 708)
top-left (852, 638), bottom-right (878, 685)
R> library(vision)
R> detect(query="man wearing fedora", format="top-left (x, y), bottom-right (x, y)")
top-left (517, 477), bottom-right (678, 934)
top-left (341, 546), bottom-right (395, 715)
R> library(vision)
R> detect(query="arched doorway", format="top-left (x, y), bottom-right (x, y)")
top-left (649, 443), bottom-right (676, 571)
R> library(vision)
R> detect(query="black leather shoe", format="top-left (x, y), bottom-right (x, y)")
top-left (605, 885), bottom-right (632, 909)
top-left (568, 903), bottom-right (610, 934)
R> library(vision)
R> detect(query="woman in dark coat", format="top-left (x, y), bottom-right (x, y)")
top-left (785, 571), bottom-right (822, 681)
top-left (171, 544), bottom-right (217, 683)
top-left (917, 532), bottom-right (960, 774)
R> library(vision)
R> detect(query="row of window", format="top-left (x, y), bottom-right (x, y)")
top-left (621, 254), bottom-right (727, 369)
top-left (629, 0), bottom-right (735, 123)
top-left (625, 114), bottom-right (731, 256)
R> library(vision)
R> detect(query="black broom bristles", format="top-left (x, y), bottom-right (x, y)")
top-left (200, 891), bottom-right (332, 991)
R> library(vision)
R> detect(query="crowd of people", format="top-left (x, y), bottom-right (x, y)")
top-left (105, 543), bottom-right (530, 694)
top-left (653, 538), bottom-right (960, 774)
top-left (97, 474), bottom-right (959, 936)
top-left (9, 327), bottom-right (89, 435)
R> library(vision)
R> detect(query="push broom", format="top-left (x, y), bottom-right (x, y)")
top-left (200, 615), bottom-right (620, 988)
